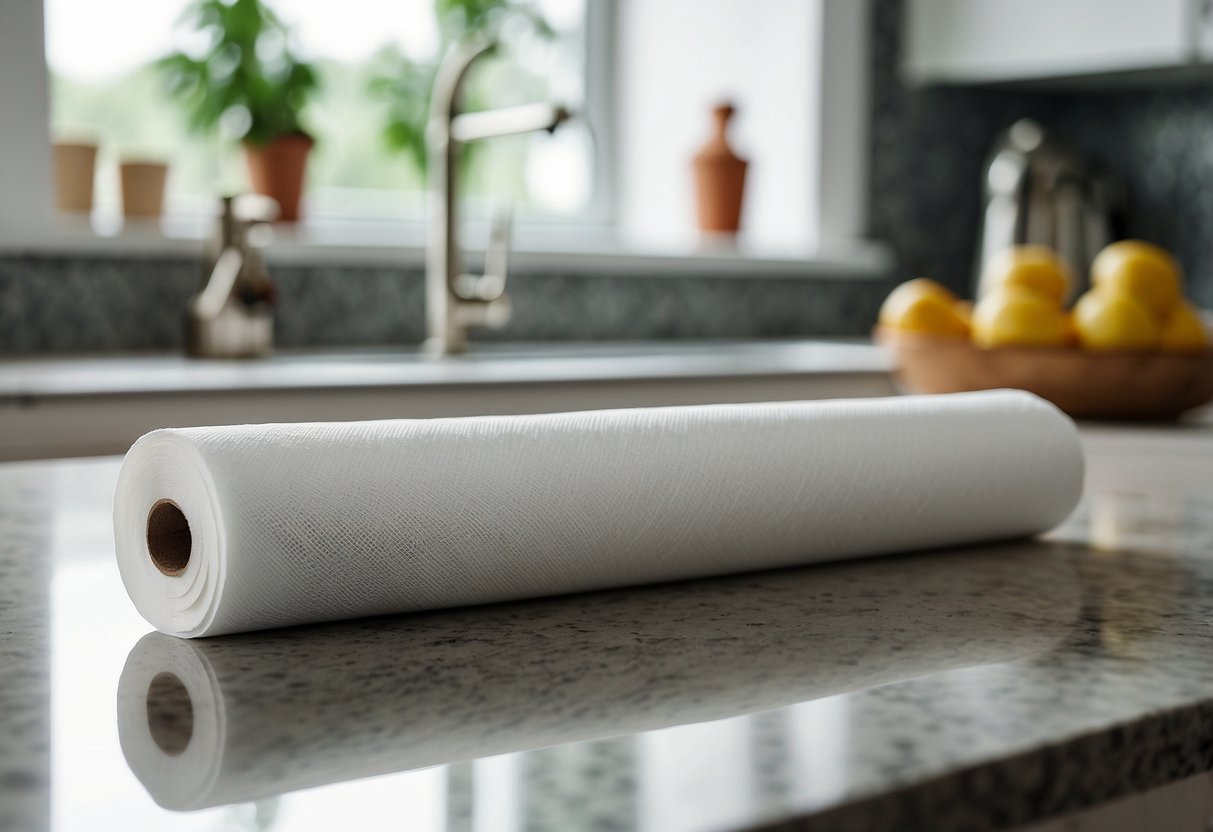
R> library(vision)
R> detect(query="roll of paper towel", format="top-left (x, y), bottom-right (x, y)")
top-left (113, 390), bottom-right (1084, 637)
top-left (117, 543), bottom-right (1080, 810)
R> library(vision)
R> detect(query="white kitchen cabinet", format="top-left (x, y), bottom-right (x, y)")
top-left (904, 0), bottom-right (1213, 85)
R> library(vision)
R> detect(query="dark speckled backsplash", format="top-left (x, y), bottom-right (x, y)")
top-left (0, 255), bottom-right (891, 354)
top-left (5, 0), bottom-right (1213, 355)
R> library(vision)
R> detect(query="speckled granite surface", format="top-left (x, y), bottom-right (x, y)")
top-left (0, 466), bottom-right (53, 832)
top-left (1, 428), bottom-right (1213, 831)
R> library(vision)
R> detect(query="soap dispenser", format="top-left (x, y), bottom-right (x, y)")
top-left (186, 195), bottom-right (278, 359)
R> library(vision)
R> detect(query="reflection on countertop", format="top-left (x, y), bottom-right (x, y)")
top-left (117, 543), bottom-right (1078, 812)
top-left (1, 423), bottom-right (1213, 831)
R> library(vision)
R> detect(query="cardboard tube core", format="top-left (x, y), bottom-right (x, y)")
top-left (147, 499), bottom-right (191, 576)
top-left (146, 672), bottom-right (193, 756)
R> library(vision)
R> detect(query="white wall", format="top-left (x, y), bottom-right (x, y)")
top-left (616, 0), bottom-right (819, 252)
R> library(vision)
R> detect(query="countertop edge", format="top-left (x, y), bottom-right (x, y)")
top-left (766, 702), bottom-right (1213, 832)
top-left (0, 341), bottom-right (894, 401)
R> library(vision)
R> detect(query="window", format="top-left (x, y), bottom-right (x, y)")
top-left (43, 0), bottom-right (596, 229)
top-left (0, 1), bottom-right (874, 265)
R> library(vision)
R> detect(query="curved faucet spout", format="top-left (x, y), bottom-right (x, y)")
top-left (428, 36), bottom-right (495, 130)
top-left (423, 35), bottom-right (572, 357)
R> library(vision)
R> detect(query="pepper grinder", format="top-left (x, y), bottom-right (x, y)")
top-left (692, 102), bottom-right (748, 235)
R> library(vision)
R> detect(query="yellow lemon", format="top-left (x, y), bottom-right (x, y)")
top-left (981, 245), bottom-right (1072, 303)
top-left (1090, 240), bottom-right (1182, 317)
top-left (878, 278), bottom-right (970, 338)
top-left (1072, 289), bottom-right (1159, 352)
top-left (971, 287), bottom-right (1069, 348)
top-left (1157, 301), bottom-right (1209, 353)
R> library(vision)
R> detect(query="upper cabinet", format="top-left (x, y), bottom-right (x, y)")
top-left (904, 0), bottom-right (1213, 86)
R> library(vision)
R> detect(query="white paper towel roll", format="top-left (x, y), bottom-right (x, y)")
top-left (116, 543), bottom-right (1080, 810)
top-left (113, 390), bottom-right (1084, 637)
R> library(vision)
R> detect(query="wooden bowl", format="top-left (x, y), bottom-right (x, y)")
top-left (874, 327), bottom-right (1213, 421)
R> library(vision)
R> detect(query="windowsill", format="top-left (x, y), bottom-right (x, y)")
top-left (0, 214), bottom-right (892, 279)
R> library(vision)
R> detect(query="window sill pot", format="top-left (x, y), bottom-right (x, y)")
top-left (243, 133), bottom-right (314, 223)
top-left (120, 161), bottom-right (169, 219)
top-left (53, 141), bottom-right (98, 214)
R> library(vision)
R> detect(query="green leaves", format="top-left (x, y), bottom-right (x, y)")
top-left (155, 0), bottom-right (319, 146)
top-left (156, 0), bottom-right (552, 161)
top-left (366, 47), bottom-right (436, 171)
top-left (366, 0), bottom-right (554, 174)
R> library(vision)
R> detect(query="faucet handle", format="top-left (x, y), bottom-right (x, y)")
top-left (481, 204), bottom-right (513, 299)
top-left (453, 205), bottom-right (512, 302)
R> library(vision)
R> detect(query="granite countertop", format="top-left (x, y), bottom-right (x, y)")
top-left (3, 423), bottom-right (1213, 831)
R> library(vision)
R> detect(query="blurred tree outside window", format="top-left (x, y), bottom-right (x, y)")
top-left (45, 0), bottom-right (592, 227)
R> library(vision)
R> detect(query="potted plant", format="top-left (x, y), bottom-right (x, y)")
top-left (156, 0), bottom-right (319, 221)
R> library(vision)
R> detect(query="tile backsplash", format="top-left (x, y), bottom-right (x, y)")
top-left (0, 254), bottom-right (889, 354)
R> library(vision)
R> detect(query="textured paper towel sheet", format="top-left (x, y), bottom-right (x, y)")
top-left (112, 390), bottom-right (1084, 637)
top-left (116, 544), bottom-right (1079, 810)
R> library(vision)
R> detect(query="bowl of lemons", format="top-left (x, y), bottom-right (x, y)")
top-left (875, 241), bottom-right (1213, 420)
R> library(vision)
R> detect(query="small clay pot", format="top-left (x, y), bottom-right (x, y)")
top-left (244, 133), bottom-right (313, 223)
top-left (53, 141), bottom-right (98, 214)
top-left (692, 103), bottom-right (748, 234)
top-left (120, 161), bottom-right (169, 218)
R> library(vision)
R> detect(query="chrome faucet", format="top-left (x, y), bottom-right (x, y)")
top-left (424, 36), bottom-right (570, 356)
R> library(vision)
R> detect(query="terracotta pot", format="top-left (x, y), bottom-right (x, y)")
top-left (120, 161), bottom-right (168, 218)
top-left (53, 141), bottom-right (98, 214)
top-left (692, 103), bottom-right (748, 234)
top-left (243, 133), bottom-right (313, 222)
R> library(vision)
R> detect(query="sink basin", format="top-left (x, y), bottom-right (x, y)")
top-left (0, 339), bottom-right (895, 461)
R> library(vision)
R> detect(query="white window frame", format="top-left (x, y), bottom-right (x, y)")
top-left (0, 0), bottom-right (56, 242)
top-left (0, 0), bottom-right (886, 277)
